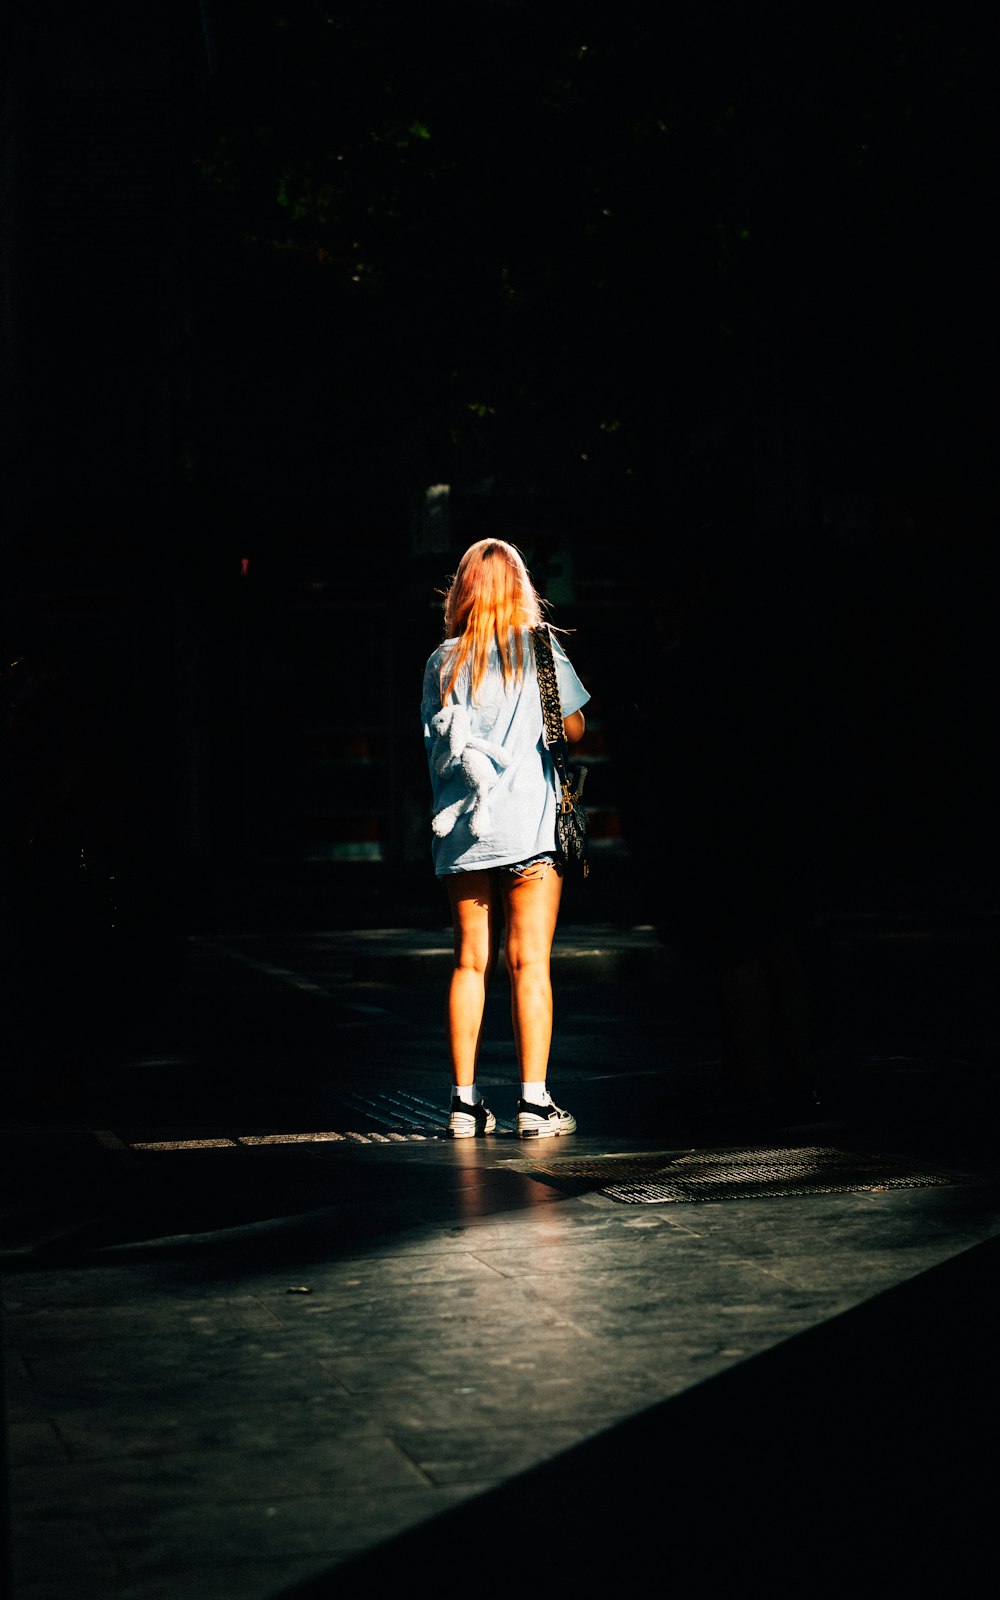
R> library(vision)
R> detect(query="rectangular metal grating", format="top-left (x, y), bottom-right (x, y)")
top-left (527, 1146), bottom-right (986, 1203)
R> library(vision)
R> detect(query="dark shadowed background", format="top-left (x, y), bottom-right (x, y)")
top-left (2, 1), bottom-right (996, 1065)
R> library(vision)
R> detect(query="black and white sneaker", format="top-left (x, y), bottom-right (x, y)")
top-left (516, 1098), bottom-right (577, 1138)
top-left (446, 1097), bottom-right (497, 1138)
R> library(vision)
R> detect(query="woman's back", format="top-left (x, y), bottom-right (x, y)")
top-left (421, 626), bottom-right (588, 876)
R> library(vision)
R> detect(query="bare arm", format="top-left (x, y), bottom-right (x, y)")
top-left (563, 711), bottom-right (586, 744)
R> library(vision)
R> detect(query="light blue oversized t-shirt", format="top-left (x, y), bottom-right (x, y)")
top-left (421, 628), bottom-right (591, 876)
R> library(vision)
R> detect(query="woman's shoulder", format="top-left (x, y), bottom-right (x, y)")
top-left (424, 637), bottom-right (458, 667)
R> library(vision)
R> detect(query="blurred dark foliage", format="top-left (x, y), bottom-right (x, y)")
top-left (186, 0), bottom-right (994, 519)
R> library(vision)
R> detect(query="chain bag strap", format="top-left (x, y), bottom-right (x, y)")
top-left (532, 626), bottom-right (590, 877)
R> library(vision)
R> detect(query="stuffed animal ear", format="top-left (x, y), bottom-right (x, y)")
top-left (447, 705), bottom-right (470, 759)
top-left (434, 746), bottom-right (455, 777)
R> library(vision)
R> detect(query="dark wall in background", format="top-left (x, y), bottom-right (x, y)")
top-left (3, 3), bottom-right (996, 955)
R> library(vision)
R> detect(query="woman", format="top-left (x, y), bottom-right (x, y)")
top-left (421, 539), bottom-right (590, 1138)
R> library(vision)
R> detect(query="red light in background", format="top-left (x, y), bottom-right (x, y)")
top-left (240, 558), bottom-right (250, 577)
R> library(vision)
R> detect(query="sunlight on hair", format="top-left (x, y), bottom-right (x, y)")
top-left (440, 539), bottom-right (544, 703)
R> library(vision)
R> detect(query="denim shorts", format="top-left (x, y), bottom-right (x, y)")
top-left (503, 851), bottom-right (561, 878)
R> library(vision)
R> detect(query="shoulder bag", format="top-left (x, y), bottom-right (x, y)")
top-left (532, 625), bottom-right (590, 877)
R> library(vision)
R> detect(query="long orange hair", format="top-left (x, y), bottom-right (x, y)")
top-left (440, 539), bottom-right (545, 704)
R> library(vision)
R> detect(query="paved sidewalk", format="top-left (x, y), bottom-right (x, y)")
top-left (3, 915), bottom-right (999, 1597)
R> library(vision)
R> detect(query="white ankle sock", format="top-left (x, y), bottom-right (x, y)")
top-left (453, 1085), bottom-right (481, 1106)
top-left (521, 1081), bottom-right (550, 1105)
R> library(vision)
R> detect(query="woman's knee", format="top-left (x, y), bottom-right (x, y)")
top-left (454, 947), bottom-right (494, 979)
top-left (503, 942), bottom-right (551, 979)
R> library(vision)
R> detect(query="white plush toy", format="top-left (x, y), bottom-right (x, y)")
top-left (430, 704), bottom-right (511, 839)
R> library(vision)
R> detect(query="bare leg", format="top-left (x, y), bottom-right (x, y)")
top-left (500, 861), bottom-right (564, 1082)
top-left (444, 871), bottom-right (501, 1086)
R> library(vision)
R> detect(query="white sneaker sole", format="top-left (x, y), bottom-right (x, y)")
top-left (446, 1109), bottom-right (497, 1138)
top-left (516, 1113), bottom-right (577, 1138)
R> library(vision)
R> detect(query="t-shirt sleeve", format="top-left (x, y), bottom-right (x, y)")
top-left (551, 635), bottom-right (591, 718)
top-left (420, 655), bottom-right (443, 737)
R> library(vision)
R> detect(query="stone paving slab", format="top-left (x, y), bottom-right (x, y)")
top-left (4, 917), bottom-right (1000, 1598)
top-left (6, 1156), bottom-right (1000, 1598)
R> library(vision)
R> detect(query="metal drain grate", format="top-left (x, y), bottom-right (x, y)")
top-left (527, 1145), bottom-right (985, 1203)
